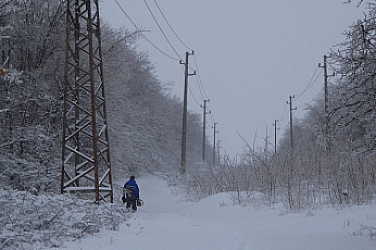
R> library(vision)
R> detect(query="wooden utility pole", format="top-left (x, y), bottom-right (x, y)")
top-left (180, 51), bottom-right (195, 173)
top-left (61, 0), bottom-right (113, 203)
top-left (273, 119), bottom-right (278, 153)
top-left (287, 96), bottom-right (296, 210)
top-left (318, 55), bottom-right (334, 152)
top-left (288, 95), bottom-right (296, 152)
top-left (201, 99), bottom-right (210, 161)
top-left (212, 122), bottom-right (218, 165)
top-left (319, 55), bottom-right (329, 114)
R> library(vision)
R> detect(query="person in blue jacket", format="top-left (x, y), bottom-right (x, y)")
top-left (123, 176), bottom-right (140, 212)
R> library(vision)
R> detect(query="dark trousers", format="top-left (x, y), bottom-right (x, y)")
top-left (126, 199), bottom-right (137, 211)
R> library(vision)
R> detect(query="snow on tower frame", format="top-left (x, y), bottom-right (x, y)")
top-left (61, 0), bottom-right (113, 203)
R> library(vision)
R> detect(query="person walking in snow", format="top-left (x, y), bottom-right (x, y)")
top-left (123, 175), bottom-right (140, 212)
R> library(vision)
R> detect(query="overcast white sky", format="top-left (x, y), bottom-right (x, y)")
top-left (100, 0), bottom-right (367, 159)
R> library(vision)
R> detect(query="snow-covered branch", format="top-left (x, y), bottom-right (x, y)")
top-left (0, 67), bottom-right (23, 84)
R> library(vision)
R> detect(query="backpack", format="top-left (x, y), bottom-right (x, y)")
top-left (125, 185), bottom-right (136, 200)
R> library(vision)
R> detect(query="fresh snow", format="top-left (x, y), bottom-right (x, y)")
top-left (59, 175), bottom-right (375, 250)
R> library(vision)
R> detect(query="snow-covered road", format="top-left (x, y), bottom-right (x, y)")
top-left (61, 175), bottom-right (376, 250)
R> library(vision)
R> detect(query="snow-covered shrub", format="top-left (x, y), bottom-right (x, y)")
top-left (0, 188), bottom-right (130, 249)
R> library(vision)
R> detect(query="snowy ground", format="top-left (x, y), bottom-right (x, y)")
top-left (59, 175), bottom-right (376, 250)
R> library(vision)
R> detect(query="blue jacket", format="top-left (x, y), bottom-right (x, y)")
top-left (124, 179), bottom-right (140, 199)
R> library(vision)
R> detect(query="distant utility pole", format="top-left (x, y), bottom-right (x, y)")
top-left (319, 55), bottom-right (329, 114)
top-left (212, 122), bottom-right (218, 165)
top-left (201, 99), bottom-right (210, 161)
top-left (287, 95), bottom-right (297, 152)
top-left (318, 55), bottom-right (334, 152)
top-left (180, 51), bottom-right (195, 173)
top-left (273, 119), bottom-right (278, 153)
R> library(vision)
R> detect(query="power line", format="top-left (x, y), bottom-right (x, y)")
top-left (192, 54), bottom-right (210, 100)
top-left (153, 0), bottom-right (193, 51)
top-left (208, 101), bottom-right (216, 125)
top-left (191, 76), bottom-right (204, 102)
top-left (296, 91), bottom-right (322, 111)
top-left (114, 0), bottom-right (217, 138)
top-left (190, 54), bottom-right (215, 125)
top-left (113, 0), bottom-right (179, 61)
top-left (113, 0), bottom-right (137, 30)
top-left (188, 85), bottom-right (201, 107)
top-left (142, 0), bottom-right (182, 61)
top-left (278, 102), bottom-right (289, 123)
top-left (295, 67), bottom-right (322, 100)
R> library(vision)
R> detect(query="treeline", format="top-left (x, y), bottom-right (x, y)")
top-left (0, 0), bottom-right (210, 193)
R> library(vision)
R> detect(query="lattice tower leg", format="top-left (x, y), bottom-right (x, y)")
top-left (61, 0), bottom-right (113, 203)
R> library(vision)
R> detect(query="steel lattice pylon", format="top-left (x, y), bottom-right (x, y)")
top-left (61, 0), bottom-right (113, 203)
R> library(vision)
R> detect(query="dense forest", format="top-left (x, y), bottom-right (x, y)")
top-left (0, 0), bottom-right (211, 194)
top-left (0, 0), bottom-right (376, 211)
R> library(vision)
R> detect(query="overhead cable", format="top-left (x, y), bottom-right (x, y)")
top-left (278, 103), bottom-right (289, 123)
top-left (153, 0), bottom-right (193, 51)
top-left (192, 55), bottom-right (210, 101)
top-left (188, 85), bottom-right (201, 107)
top-left (295, 67), bottom-right (322, 100)
top-left (114, 0), bottom-right (180, 61)
top-left (142, 0), bottom-right (182, 61)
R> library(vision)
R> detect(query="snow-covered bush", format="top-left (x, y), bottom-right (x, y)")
top-left (0, 188), bottom-right (130, 249)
